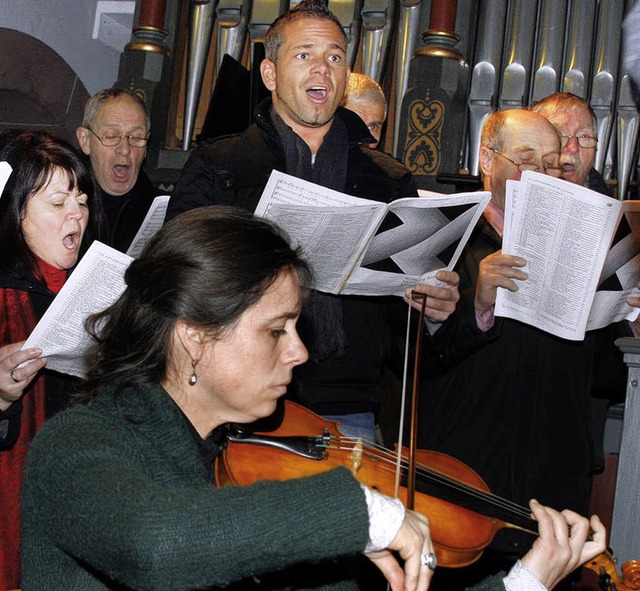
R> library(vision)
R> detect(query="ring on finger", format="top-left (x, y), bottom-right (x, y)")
top-left (10, 370), bottom-right (20, 383)
top-left (420, 552), bottom-right (437, 570)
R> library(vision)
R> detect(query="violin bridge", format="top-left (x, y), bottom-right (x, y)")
top-left (349, 438), bottom-right (363, 477)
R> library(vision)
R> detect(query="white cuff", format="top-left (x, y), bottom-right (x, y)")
top-left (360, 484), bottom-right (405, 553)
top-left (503, 560), bottom-right (547, 591)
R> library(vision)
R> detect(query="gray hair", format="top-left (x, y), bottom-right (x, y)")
top-left (343, 73), bottom-right (387, 118)
top-left (531, 92), bottom-right (597, 134)
top-left (82, 88), bottom-right (150, 131)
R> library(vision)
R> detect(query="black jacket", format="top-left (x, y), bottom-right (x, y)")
top-left (101, 169), bottom-right (159, 253)
top-left (168, 102), bottom-right (416, 219)
top-left (169, 100), bottom-right (417, 415)
top-left (419, 216), bottom-right (629, 543)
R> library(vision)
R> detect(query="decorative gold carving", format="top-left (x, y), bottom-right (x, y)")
top-left (403, 94), bottom-right (445, 176)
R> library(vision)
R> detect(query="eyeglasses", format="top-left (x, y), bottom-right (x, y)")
top-left (559, 134), bottom-right (597, 149)
top-left (87, 127), bottom-right (149, 148)
top-left (489, 148), bottom-right (563, 178)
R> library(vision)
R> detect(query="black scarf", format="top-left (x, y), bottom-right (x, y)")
top-left (271, 108), bottom-right (349, 361)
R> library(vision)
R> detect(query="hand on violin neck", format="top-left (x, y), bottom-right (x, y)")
top-left (520, 500), bottom-right (606, 590)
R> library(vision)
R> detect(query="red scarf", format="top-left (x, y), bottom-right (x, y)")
top-left (36, 255), bottom-right (67, 295)
top-left (0, 260), bottom-right (66, 588)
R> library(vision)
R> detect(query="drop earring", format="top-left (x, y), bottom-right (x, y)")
top-left (189, 359), bottom-right (198, 386)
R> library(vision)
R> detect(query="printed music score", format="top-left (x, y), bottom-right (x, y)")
top-left (256, 170), bottom-right (491, 297)
top-left (497, 171), bottom-right (640, 340)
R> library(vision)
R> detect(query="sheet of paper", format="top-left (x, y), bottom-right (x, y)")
top-left (256, 170), bottom-right (491, 296)
top-left (22, 241), bottom-right (132, 377)
top-left (342, 191), bottom-right (491, 296)
top-left (587, 201), bottom-right (640, 330)
top-left (255, 170), bottom-right (369, 216)
top-left (266, 202), bottom-right (385, 293)
top-left (496, 171), bottom-right (623, 340)
top-left (255, 171), bottom-right (387, 293)
top-left (0, 161), bottom-right (12, 195)
top-left (501, 179), bottom-right (519, 249)
top-left (587, 281), bottom-right (640, 331)
top-left (126, 195), bottom-right (170, 258)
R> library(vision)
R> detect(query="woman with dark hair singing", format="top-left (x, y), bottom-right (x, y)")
top-left (0, 130), bottom-right (103, 589)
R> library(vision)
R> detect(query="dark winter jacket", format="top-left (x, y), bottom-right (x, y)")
top-left (101, 169), bottom-right (160, 253)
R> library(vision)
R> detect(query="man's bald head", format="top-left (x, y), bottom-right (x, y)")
top-left (479, 109), bottom-right (561, 209)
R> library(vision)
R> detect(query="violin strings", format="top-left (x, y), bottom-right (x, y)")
top-left (326, 436), bottom-right (534, 525)
top-left (353, 439), bottom-right (533, 522)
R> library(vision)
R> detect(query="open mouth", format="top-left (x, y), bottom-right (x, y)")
top-left (113, 164), bottom-right (130, 179)
top-left (63, 231), bottom-right (80, 251)
top-left (306, 86), bottom-right (329, 102)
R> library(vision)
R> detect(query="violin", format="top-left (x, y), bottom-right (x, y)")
top-left (217, 400), bottom-right (640, 583)
top-left (216, 400), bottom-right (539, 568)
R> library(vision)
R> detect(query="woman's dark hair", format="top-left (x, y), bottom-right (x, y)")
top-left (80, 206), bottom-right (312, 399)
top-left (0, 130), bottom-right (104, 281)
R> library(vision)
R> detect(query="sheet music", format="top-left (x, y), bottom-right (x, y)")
top-left (496, 172), bottom-right (638, 340)
top-left (126, 195), bottom-right (169, 258)
top-left (256, 171), bottom-right (490, 296)
top-left (22, 241), bottom-right (132, 377)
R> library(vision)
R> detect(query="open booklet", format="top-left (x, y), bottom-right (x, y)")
top-left (21, 241), bottom-right (133, 378)
top-left (495, 171), bottom-right (640, 341)
top-left (255, 170), bottom-right (491, 296)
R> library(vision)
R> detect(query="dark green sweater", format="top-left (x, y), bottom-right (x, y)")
top-left (21, 383), bottom-right (369, 590)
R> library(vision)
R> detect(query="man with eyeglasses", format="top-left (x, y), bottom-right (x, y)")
top-left (532, 92), bottom-right (604, 193)
top-left (76, 88), bottom-right (159, 252)
top-left (415, 108), bottom-right (613, 591)
top-left (533, 92), bottom-right (639, 494)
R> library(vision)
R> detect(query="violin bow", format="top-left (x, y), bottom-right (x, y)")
top-left (405, 291), bottom-right (428, 510)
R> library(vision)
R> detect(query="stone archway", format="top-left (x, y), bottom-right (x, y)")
top-left (0, 28), bottom-right (89, 145)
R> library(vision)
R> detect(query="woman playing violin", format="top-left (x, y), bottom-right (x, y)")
top-left (21, 207), bottom-right (605, 591)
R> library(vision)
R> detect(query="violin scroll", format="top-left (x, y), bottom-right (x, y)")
top-left (585, 550), bottom-right (640, 590)
top-left (621, 560), bottom-right (640, 589)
